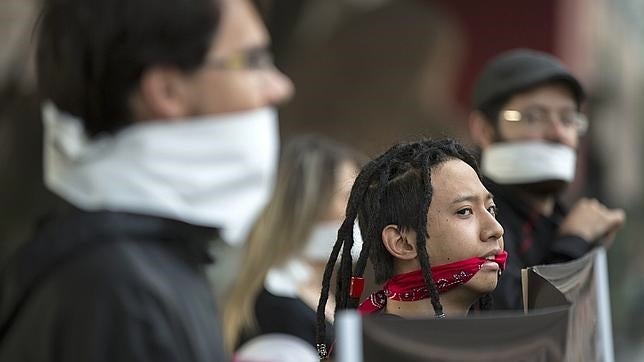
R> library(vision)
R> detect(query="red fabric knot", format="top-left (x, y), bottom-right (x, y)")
top-left (358, 251), bottom-right (508, 314)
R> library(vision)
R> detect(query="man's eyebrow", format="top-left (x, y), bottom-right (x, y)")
top-left (451, 192), bottom-right (494, 205)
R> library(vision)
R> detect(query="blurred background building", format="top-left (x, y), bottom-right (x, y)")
top-left (2, 0), bottom-right (643, 359)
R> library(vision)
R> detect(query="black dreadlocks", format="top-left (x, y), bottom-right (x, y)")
top-left (315, 138), bottom-right (487, 358)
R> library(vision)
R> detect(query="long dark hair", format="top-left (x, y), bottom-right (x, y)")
top-left (315, 138), bottom-right (487, 356)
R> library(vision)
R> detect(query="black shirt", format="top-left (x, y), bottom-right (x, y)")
top-left (0, 208), bottom-right (226, 362)
top-left (237, 288), bottom-right (334, 349)
top-left (486, 180), bottom-right (593, 310)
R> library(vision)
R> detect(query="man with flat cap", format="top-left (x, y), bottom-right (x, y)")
top-left (468, 49), bottom-right (625, 310)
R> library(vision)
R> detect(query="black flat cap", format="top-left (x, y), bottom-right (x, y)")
top-left (471, 49), bottom-right (585, 109)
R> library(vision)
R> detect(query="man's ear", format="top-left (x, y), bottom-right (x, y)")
top-left (382, 225), bottom-right (418, 261)
top-left (132, 66), bottom-right (193, 121)
top-left (468, 110), bottom-right (496, 148)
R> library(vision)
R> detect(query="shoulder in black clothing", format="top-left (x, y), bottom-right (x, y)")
top-left (0, 209), bottom-right (226, 362)
top-left (237, 288), bottom-right (334, 350)
top-left (484, 179), bottom-right (592, 310)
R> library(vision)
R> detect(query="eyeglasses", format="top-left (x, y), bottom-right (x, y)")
top-left (501, 106), bottom-right (588, 135)
top-left (205, 46), bottom-right (274, 71)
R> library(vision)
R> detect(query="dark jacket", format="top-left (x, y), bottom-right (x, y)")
top-left (237, 288), bottom-right (334, 349)
top-left (486, 180), bottom-right (593, 310)
top-left (0, 208), bottom-right (226, 362)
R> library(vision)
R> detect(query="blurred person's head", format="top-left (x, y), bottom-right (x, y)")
top-left (35, 0), bottom-right (294, 245)
top-left (37, 0), bottom-right (293, 137)
top-left (316, 139), bottom-right (505, 357)
top-left (468, 49), bottom-right (587, 196)
top-left (223, 135), bottom-right (360, 353)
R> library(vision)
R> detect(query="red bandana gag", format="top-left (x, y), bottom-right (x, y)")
top-left (357, 251), bottom-right (508, 314)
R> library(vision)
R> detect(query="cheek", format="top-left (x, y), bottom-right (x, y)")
top-left (562, 131), bottom-right (579, 149)
top-left (427, 221), bottom-right (478, 264)
top-left (197, 74), bottom-right (265, 113)
top-left (499, 125), bottom-right (541, 141)
top-left (427, 220), bottom-right (473, 265)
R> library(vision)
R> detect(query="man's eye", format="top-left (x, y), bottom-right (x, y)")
top-left (488, 205), bottom-right (498, 217)
top-left (247, 49), bottom-right (274, 69)
top-left (560, 112), bottom-right (577, 126)
top-left (523, 109), bottom-right (545, 123)
top-left (457, 208), bottom-right (473, 216)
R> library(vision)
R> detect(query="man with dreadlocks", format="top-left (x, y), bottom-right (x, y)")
top-left (315, 138), bottom-right (506, 359)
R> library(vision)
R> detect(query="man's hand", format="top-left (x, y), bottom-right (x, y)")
top-left (558, 198), bottom-right (626, 248)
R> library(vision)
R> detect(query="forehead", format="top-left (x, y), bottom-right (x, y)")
top-left (503, 83), bottom-right (576, 110)
top-left (211, 0), bottom-right (269, 57)
top-left (430, 159), bottom-right (487, 203)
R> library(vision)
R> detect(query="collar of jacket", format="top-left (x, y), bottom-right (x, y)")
top-left (0, 205), bottom-right (218, 340)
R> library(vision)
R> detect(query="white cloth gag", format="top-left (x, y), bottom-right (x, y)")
top-left (481, 141), bottom-right (576, 185)
top-left (42, 101), bottom-right (279, 245)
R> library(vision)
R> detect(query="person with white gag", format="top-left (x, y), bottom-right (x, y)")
top-left (468, 49), bottom-right (625, 310)
top-left (0, 0), bottom-right (292, 361)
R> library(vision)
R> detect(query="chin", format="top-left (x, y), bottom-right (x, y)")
top-left (466, 271), bottom-right (499, 294)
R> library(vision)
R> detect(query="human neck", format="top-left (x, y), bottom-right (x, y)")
top-left (384, 288), bottom-right (474, 318)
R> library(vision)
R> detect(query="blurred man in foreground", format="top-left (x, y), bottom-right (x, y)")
top-left (0, 0), bottom-right (292, 360)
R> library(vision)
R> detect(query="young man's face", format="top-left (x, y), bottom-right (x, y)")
top-left (494, 83), bottom-right (580, 150)
top-left (425, 159), bottom-right (504, 294)
top-left (185, 0), bottom-right (293, 116)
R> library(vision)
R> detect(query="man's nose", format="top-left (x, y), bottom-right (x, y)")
top-left (543, 115), bottom-right (570, 144)
top-left (263, 68), bottom-right (294, 106)
top-left (482, 212), bottom-right (504, 243)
